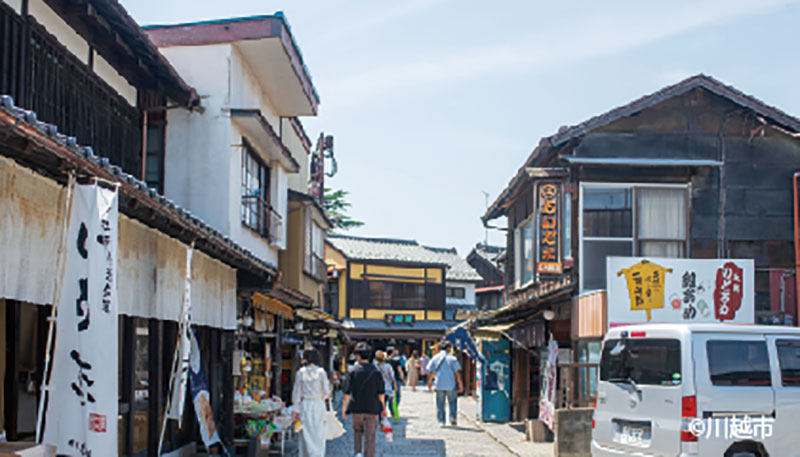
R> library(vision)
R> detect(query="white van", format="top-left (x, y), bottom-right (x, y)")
top-left (591, 323), bottom-right (800, 457)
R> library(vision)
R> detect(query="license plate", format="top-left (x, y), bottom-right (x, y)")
top-left (620, 426), bottom-right (644, 445)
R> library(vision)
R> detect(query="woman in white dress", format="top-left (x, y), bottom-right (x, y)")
top-left (292, 350), bottom-right (331, 457)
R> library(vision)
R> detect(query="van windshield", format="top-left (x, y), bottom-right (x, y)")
top-left (600, 338), bottom-right (681, 386)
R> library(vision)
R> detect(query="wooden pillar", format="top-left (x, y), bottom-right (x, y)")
top-left (511, 348), bottom-right (530, 421)
top-left (3, 300), bottom-right (19, 440)
top-left (275, 317), bottom-right (283, 397)
top-left (209, 329), bottom-right (220, 419)
top-left (147, 319), bottom-right (163, 457)
top-left (221, 330), bottom-right (234, 445)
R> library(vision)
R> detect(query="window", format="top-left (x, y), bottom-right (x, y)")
top-left (707, 340), bottom-right (771, 386)
top-left (145, 124), bottom-right (165, 193)
top-left (446, 287), bottom-right (466, 298)
top-left (241, 140), bottom-right (271, 237)
top-left (304, 210), bottom-right (326, 281)
top-left (369, 281), bottom-right (426, 309)
top-left (581, 184), bottom-right (687, 291)
top-left (600, 338), bottom-right (681, 386)
top-left (563, 190), bottom-right (572, 259)
top-left (777, 339), bottom-right (800, 386)
top-left (514, 217), bottom-right (534, 287)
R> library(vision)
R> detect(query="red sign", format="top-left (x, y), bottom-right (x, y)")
top-left (89, 413), bottom-right (107, 433)
top-left (714, 262), bottom-right (744, 321)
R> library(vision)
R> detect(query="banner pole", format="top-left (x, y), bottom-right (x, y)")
top-left (36, 173), bottom-right (76, 443)
top-left (158, 338), bottom-right (182, 456)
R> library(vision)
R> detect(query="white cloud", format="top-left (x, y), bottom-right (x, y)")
top-left (322, 0), bottom-right (798, 108)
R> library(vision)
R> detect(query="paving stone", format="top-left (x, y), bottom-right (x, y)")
top-left (325, 387), bottom-right (551, 457)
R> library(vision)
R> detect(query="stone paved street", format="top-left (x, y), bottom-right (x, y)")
top-left (325, 387), bottom-right (553, 457)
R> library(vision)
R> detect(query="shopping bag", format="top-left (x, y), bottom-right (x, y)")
top-left (391, 392), bottom-right (399, 420)
top-left (324, 410), bottom-right (346, 440)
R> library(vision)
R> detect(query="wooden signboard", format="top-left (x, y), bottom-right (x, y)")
top-left (536, 182), bottom-right (563, 276)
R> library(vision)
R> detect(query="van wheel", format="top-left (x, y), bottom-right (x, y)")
top-left (724, 441), bottom-right (768, 457)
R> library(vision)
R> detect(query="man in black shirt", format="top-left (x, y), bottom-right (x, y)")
top-left (342, 342), bottom-right (386, 457)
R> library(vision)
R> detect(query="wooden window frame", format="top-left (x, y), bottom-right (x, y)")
top-left (579, 182), bottom-right (690, 292)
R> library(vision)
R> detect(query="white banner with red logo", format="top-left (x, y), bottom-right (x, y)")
top-left (44, 184), bottom-right (118, 456)
top-left (607, 256), bottom-right (755, 328)
top-left (539, 339), bottom-right (558, 431)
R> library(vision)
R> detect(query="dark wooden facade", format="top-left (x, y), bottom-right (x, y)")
top-left (478, 75), bottom-right (800, 421)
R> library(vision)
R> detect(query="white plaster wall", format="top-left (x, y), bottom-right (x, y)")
top-left (161, 45), bottom-right (233, 236)
top-left (446, 281), bottom-right (477, 306)
top-left (274, 164), bottom-right (289, 249)
top-left (5, 0), bottom-right (23, 14)
top-left (93, 53), bottom-right (137, 106)
top-left (284, 118), bottom-right (310, 193)
top-left (229, 46), bottom-right (280, 129)
top-left (229, 122), bottom-right (279, 266)
top-left (158, 43), bottom-right (291, 267)
top-left (29, 0), bottom-right (89, 64)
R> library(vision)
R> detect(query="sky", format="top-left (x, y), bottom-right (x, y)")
top-left (123, 0), bottom-right (800, 257)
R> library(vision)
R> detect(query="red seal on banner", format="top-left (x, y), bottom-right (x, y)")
top-left (89, 413), bottom-right (107, 433)
top-left (714, 262), bottom-right (744, 321)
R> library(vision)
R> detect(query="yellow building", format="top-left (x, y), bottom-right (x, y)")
top-left (325, 235), bottom-right (449, 349)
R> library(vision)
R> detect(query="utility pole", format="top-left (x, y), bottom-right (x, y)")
top-left (481, 190), bottom-right (490, 247)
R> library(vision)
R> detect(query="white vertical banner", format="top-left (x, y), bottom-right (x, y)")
top-left (44, 184), bottom-right (118, 456)
top-left (538, 339), bottom-right (558, 432)
top-left (166, 246), bottom-right (193, 424)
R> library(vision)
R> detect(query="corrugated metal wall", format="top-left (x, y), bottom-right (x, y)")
top-left (0, 155), bottom-right (66, 305)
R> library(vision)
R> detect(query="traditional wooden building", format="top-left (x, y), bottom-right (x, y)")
top-left (467, 243), bottom-right (506, 310)
top-left (325, 235), bottom-right (448, 351)
top-left (473, 74), bottom-right (800, 422)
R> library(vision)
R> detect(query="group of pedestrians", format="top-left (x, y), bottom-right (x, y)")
top-left (291, 341), bottom-right (465, 457)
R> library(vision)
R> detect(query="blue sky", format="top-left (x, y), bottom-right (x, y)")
top-left (123, 0), bottom-right (800, 256)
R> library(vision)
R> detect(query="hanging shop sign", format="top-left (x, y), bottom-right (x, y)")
top-left (538, 339), bottom-right (558, 432)
top-left (607, 257), bottom-right (755, 328)
top-left (536, 182), bottom-right (563, 276)
top-left (44, 184), bottom-right (119, 455)
top-left (190, 330), bottom-right (222, 449)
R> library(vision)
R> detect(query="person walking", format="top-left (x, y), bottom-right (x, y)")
top-left (292, 349), bottom-right (331, 457)
top-left (427, 341), bottom-right (464, 427)
top-left (374, 351), bottom-right (397, 416)
top-left (405, 350), bottom-right (420, 391)
top-left (419, 351), bottom-right (430, 390)
top-left (386, 347), bottom-right (406, 407)
top-left (342, 343), bottom-right (386, 457)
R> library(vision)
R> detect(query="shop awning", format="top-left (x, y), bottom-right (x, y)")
top-left (471, 322), bottom-right (518, 340)
top-left (252, 292), bottom-right (294, 320)
top-left (296, 308), bottom-right (344, 329)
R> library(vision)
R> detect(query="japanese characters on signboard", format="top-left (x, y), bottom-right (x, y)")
top-left (536, 181), bottom-right (563, 276)
top-left (44, 184), bottom-right (119, 456)
top-left (607, 257), bottom-right (754, 328)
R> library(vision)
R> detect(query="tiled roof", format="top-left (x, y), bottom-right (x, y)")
top-left (422, 247), bottom-right (482, 282)
top-left (470, 243), bottom-right (505, 270)
top-left (0, 94), bottom-right (277, 279)
top-left (327, 235), bottom-right (446, 265)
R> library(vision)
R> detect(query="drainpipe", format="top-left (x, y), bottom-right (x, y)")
top-left (140, 109), bottom-right (148, 182)
top-left (793, 172), bottom-right (800, 326)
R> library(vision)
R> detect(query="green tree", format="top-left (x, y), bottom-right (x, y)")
top-left (324, 188), bottom-right (364, 232)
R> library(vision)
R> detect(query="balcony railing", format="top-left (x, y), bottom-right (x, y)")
top-left (242, 194), bottom-right (282, 242)
top-left (305, 253), bottom-right (327, 282)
